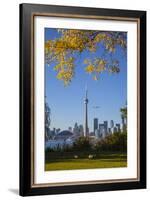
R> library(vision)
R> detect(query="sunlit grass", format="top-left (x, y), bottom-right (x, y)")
top-left (45, 154), bottom-right (127, 171)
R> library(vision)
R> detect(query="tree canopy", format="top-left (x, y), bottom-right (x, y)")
top-left (45, 29), bottom-right (127, 85)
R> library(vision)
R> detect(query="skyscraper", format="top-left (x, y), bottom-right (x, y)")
top-left (121, 116), bottom-right (127, 132)
top-left (93, 118), bottom-right (98, 133)
top-left (99, 123), bottom-right (104, 137)
top-left (73, 122), bottom-right (79, 135)
top-left (68, 127), bottom-right (72, 132)
top-left (78, 124), bottom-right (84, 136)
top-left (116, 123), bottom-right (121, 132)
top-left (95, 129), bottom-right (100, 138)
top-left (110, 120), bottom-right (114, 128)
top-left (84, 88), bottom-right (89, 137)
top-left (104, 121), bottom-right (108, 134)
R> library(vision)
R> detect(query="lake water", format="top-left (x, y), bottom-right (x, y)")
top-left (45, 138), bottom-right (73, 149)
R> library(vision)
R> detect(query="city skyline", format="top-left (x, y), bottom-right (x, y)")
top-left (48, 116), bottom-right (122, 134)
top-left (45, 28), bottom-right (127, 131)
top-left (45, 85), bottom-right (126, 132)
top-left (46, 88), bottom-right (125, 134)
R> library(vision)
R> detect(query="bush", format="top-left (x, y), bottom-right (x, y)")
top-left (73, 136), bottom-right (92, 151)
top-left (94, 131), bottom-right (127, 152)
top-left (45, 132), bottom-right (127, 154)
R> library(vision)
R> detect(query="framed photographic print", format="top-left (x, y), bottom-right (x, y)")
top-left (20, 3), bottom-right (146, 196)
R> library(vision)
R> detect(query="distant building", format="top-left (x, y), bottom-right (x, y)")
top-left (104, 121), bottom-right (108, 135)
top-left (116, 123), bottom-right (121, 132)
top-left (93, 118), bottom-right (98, 134)
top-left (73, 122), bottom-right (79, 135)
top-left (54, 130), bottom-right (73, 141)
top-left (56, 128), bottom-right (61, 134)
top-left (89, 132), bottom-right (95, 136)
top-left (110, 120), bottom-right (114, 128)
top-left (113, 127), bottom-right (117, 133)
top-left (121, 116), bottom-right (127, 132)
top-left (95, 129), bottom-right (100, 138)
top-left (73, 123), bottom-right (84, 136)
top-left (46, 130), bottom-right (74, 149)
top-left (53, 128), bottom-right (56, 134)
top-left (110, 128), bottom-right (114, 134)
top-left (99, 123), bottom-right (105, 137)
top-left (68, 127), bottom-right (72, 132)
top-left (78, 124), bottom-right (84, 136)
top-left (48, 127), bottom-right (60, 139)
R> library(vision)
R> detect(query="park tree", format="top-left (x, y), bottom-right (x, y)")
top-left (73, 136), bottom-right (92, 151)
top-left (45, 100), bottom-right (51, 140)
top-left (45, 29), bottom-right (127, 85)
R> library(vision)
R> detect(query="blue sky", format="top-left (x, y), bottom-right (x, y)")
top-left (45, 28), bottom-right (127, 131)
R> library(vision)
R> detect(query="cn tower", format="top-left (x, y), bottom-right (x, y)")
top-left (84, 88), bottom-right (89, 137)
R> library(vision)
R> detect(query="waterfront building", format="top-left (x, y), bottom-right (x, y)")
top-left (110, 120), bottom-right (114, 128)
top-left (99, 123), bottom-right (105, 137)
top-left (104, 121), bottom-right (108, 135)
top-left (116, 123), bottom-right (121, 132)
top-left (93, 118), bottom-right (98, 134)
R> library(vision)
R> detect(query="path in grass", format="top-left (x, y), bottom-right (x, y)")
top-left (45, 156), bottom-right (127, 171)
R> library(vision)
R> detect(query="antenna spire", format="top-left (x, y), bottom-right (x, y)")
top-left (84, 83), bottom-right (89, 137)
top-left (85, 83), bottom-right (88, 99)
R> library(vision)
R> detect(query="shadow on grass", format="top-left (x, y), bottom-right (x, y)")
top-left (46, 158), bottom-right (127, 164)
top-left (45, 152), bottom-right (127, 163)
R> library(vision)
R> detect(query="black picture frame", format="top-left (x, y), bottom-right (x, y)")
top-left (20, 3), bottom-right (146, 196)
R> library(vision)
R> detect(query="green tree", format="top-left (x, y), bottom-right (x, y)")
top-left (95, 131), bottom-right (127, 152)
top-left (73, 136), bottom-right (92, 151)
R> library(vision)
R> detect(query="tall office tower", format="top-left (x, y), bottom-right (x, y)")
top-left (116, 123), bottom-right (121, 132)
top-left (68, 127), bottom-right (72, 132)
top-left (73, 122), bottom-right (79, 135)
top-left (99, 123), bottom-right (105, 137)
top-left (113, 127), bottom-right (117, 133)
top-left (84, 88), bottom-right (89, 137)
top-left (110, 120), bottom-right (114, 128)
top-left (78, 124), bottom-right (84, 136)
top-left (93, 118), bottom-right (98, 134)
top-left (121, 116), bottom-right (126, 132)
top-left (95, 129), bottom-right (100, 138)
top-left (104, 121), bottom-right (108, 134)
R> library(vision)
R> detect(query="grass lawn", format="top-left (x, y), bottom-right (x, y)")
top-left (45, 153), bottom-right (127, 171)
